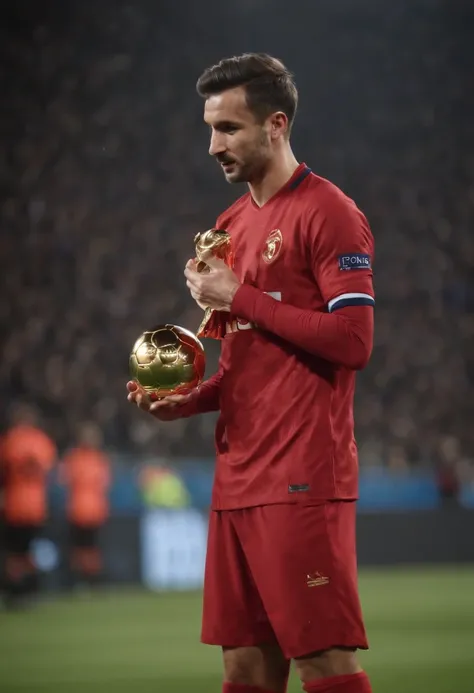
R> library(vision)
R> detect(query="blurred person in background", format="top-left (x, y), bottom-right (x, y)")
top-left (60, 422), bottom-right (111, 589)
top-left (0, 404), bottom-right (56, 607)
top-left (139, 463), bottom-right (190, 509)
top-left (435, 435), bottom-right (462, 507)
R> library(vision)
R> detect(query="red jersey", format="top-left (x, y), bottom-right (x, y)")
top-left (184, 163), bottom-right (375, 510)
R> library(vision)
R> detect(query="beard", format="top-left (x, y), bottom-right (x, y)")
top-left (219, 129), bottom-right (272, 184)
top-left (221, 155), bottom-right (269, 184)
top-left (222, 161), bottom-right (251, 184)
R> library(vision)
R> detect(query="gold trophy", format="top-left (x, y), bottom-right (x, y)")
top-left (194, 229), bottom-right (233, 339)
top-left (129, 324), bottom-right (205, 399)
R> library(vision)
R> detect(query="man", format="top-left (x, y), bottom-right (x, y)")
top-left (0, 404), bottom-right (56, 606)
top-left (128, 53), bottom-right (374, 693)
top-left (60, 422), bottom-right (110, 588)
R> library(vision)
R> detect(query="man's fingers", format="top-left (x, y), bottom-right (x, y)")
top-left (205, 256), bottom-right (226, 270)
top-left (185, 275), bottom-right (200, 292)
top-left (137, 392), bottom-right (151, 410)
top-left (184, 267), bottom-right (199, 283)
top-left (129, 379), bottom-right (193, 412)
top-left (164, 394), bottom-right (192, 403)
top-left (149, 397), bottom-right (179, 411)
top-left (127, 381), bottom-right (141, 403)
top-left (186, 277), bottom-right (204, 303)
top-left (150, 400), bottom-right (175, 411)
top-left (149, 393), bottom-right (192, 411)
top-left (126, 382), bottom-right (151, 410)
top-left (127, 381), bottom-right (149, 405)
top-left (189, 287), bottom-right (202, 301)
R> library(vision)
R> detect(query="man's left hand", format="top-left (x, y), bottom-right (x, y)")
top-left (184, 258), bottom-right (240, 312)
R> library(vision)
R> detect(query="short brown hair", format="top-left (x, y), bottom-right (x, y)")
top-left (196, 53), bottom-right (298, 133)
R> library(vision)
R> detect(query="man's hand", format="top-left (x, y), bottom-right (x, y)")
top-left (184, 258), bottom-right (240, 312)
top-left (126, 381), bottom-right (193, 421)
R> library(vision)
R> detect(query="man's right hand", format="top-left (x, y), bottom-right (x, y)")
top-left (126, 381), bottom-right (193, 421)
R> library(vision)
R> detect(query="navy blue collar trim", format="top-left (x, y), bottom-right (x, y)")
top-left (289, 166), bottom-right (312, 191)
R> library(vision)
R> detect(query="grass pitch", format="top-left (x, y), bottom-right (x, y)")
top-left (1, 566), bottom-right (473, 693)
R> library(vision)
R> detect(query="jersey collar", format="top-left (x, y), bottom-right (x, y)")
top-left (249, 162), bottom-right (312, 209)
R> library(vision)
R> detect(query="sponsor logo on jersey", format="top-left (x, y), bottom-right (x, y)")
top-left (262, 229), bottom-right (283, 264)
top-left (338, 253), bottom-right (371, 271)
top-left (225, 318), bottom-right (255, 334)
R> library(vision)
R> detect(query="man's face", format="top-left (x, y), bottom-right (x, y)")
top-left (204, 86), bottom-right (272, 184)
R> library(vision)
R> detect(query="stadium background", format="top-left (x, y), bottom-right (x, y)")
top-left (1, 1), bottom-right (474, 692)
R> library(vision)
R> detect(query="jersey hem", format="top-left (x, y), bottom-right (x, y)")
top-left (210, 496), bottom-right (359, 512)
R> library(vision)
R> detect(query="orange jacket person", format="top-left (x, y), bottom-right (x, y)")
top-left (0, 405), bottom-right (56, 605)
top-left (60, 423), bottom-right (110, 588)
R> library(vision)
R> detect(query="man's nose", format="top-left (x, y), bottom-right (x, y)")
top-left (209, 131), bottom-right (226, 157)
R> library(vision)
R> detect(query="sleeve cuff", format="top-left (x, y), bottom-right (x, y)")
top-left (230, 283), bottom-right (265, 322)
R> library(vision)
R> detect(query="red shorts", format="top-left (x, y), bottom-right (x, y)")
top-left (201, 501), bottom-right (368, 659)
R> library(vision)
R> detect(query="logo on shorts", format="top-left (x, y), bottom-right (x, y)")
top-left (262, 229), bottom-right (283, 264)
top-left (307, 572), bottom-right (329, 587)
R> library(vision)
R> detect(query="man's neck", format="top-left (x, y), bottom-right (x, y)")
top-left (248, 148), bottom-right (300, 208)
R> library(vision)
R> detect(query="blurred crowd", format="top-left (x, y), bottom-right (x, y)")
top-left (1, 1), bottom-right (473, 477)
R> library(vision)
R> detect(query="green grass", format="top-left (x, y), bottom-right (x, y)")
top-left (1, 566), bottom-right (473, 693)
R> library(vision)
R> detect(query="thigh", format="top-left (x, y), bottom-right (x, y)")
top-left (236, 502), bottom-right (369, 659)
top-left (201, 510), bottom-right (277, 649)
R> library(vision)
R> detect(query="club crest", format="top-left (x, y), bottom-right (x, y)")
top-left (262, 229), bottom-right (283, 264)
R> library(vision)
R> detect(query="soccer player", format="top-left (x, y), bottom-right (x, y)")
top-left (0, 404), bottom-right (56, 607)
top-left (60, 422), bottom-right (111, 589)
top-left (127, 53), bottom-right (374, 693)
